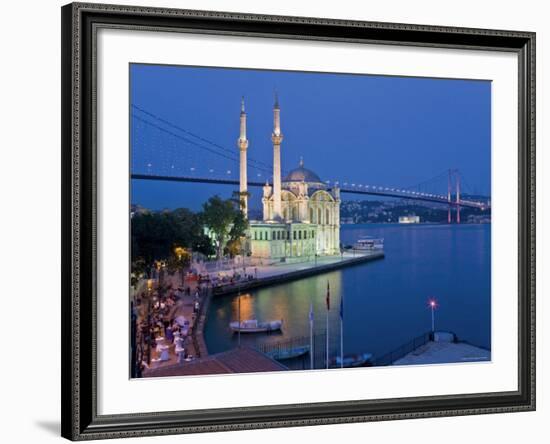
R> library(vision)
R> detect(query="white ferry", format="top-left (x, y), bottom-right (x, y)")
top-left (229, 319), bottom-right (283, 333)
top-left (354, 236), bottom-right (384, 251)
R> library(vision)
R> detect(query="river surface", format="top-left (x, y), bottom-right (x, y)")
top-left (204, 223), bottom-right (491, 362)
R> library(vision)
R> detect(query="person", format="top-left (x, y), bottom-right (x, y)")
top-left (165, 326), bottom-right (173, 342)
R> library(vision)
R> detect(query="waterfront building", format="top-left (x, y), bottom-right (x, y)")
top-left (239, 96), bottom-right (341, 261)
top-left (399, 215), bottom-right (420, 224)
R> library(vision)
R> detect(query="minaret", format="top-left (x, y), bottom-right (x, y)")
top-left (271, 92), bottom-right (283, 220)
top-left (238, 97), bottom-right (249, 217)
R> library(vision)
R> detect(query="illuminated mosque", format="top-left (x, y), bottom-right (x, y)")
top-left (237, 96), bottom-right (340, 261)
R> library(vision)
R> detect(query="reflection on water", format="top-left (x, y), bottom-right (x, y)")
top-left (205, 224), bottom-right (491, 360)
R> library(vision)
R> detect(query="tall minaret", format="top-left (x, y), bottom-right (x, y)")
top-left (238, 97), bottom-right (249, 217)
top-left (271, 92), bottom-right (283, 220)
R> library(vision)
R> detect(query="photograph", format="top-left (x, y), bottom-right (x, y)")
top-left (129, 63), bottom-right (492, 378)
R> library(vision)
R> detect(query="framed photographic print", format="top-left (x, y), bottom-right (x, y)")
top-left (61, 2), bottom-right (536, 440)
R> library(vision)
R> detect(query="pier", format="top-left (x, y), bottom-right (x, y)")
top-left (375, 331), bottom-right (490, 366)
top-left (212, 250), bottom-right (384, 297)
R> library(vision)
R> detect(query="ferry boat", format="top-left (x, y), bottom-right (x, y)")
top-left (229, 319), bottom-right (283, 333)
top-left (353, 236), bottom-right (384, 251)
top-left (330, 352), bottom-right (373, 368)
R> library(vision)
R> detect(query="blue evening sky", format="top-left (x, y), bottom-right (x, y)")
top-left (130, 64), bottom-right (490, 212)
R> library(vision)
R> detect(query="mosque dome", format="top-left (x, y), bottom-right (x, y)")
top-left (282, 158), bottom-right (323, 184)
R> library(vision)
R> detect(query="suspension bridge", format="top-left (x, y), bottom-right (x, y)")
top-left (130, 104), bottom-right (490, 222)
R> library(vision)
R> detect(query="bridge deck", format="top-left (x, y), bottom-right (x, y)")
top-left (131, 174), bottom-right (486, 209)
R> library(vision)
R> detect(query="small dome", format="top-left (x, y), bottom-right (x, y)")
top-left (283, 158), bottom-right (323, 184)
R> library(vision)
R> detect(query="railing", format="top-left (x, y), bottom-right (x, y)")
top-left (254, 333), bottom-right (329, 370)
top-left (255, 335), bottom-right (310, 355)
top-left (373, 332), bottom-right (432, 366)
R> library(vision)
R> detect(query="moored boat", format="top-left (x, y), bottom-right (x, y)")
top-left (330, 352), bottom-right (373, 368)
top-left (354, 236), bottom-right (384, 251)
top-left (266, 345), bottom-right (310, 361)
top-left (229, 319), bottom-right (283, 333)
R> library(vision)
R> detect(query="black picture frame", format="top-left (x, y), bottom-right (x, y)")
top-left (61, 2), bottom-right (536, 440)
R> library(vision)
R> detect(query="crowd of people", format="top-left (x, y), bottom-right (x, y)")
top-left (133, 273), bottom-right (210, 374)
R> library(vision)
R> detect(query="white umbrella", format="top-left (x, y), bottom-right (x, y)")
top-left (175, 316), bottom-right (187, 326)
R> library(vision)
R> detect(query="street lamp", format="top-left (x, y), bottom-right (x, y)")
top-left (174, 246), bottom-right (187, 286)
top-left (146, 279), bottom-right (153, 365)
top-left (428, 298), bottom-right (438, 333)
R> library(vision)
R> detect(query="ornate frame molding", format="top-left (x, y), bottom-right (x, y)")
top-left (61, 2), bottom-right (535, 440)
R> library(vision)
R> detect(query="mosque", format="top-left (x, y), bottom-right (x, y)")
top-left (237, 96), bottom-right (341, 261)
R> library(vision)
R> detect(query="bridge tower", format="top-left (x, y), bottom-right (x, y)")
top-left (447, 169), bottom-right (452, 224)
top-left (271, 92), bottom-right (283, 220)
top-left (238, 97), bottom-right (249, 217)
top-left (456, 170), bottom-right (461, 224)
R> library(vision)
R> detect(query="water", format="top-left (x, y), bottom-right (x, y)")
top-left (204, 224), bottom-right (491, 362)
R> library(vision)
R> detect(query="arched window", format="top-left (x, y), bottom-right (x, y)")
top-left (326, 209), bottom-right (330, 225)
top-left (254, 231), bottom-right (257, 240)
top-left (309, 208), bottom-right (313, 222)
top-left (318, 208), bottom-right (322, 224)
top-left (292, 207), bottom-right (297, 221)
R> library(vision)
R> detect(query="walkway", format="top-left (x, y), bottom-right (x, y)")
top-left (392, 341), bottom-right (491, 365)
top-left (211, 250), bottom-right (384, 296)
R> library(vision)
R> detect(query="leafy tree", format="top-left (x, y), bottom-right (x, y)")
top-left (201, 195), bottom-right (249, 259)
top-left (131, 207), bottom-right (213, 269)
top-left (201, 196), bottom-right (236, 259)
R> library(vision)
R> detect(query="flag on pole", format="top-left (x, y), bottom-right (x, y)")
top-left (339, 293), bottom-right (344, 368)
top-left (309, 299), bottom-right (314, 370)
top-left (326, 282), bottom-right (330, 369)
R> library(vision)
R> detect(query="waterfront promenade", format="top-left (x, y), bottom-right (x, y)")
top-left (211, 250), bottom-right (384, 296)
top-left (135, 249), bottom-right (384, 376)
top-left (135, 272), bottom-right (210, 376)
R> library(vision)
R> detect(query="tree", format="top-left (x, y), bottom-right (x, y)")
top-left (201, 196), bottom-right (236, 259)
top-left (131, 207), bottom-right (212, 270)
top-left (226, 206), bottom-right (248, 257)
top-left (201, 195), bottom-right (249, 259)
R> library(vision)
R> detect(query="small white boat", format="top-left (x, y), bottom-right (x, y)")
top-left (330, 352), bottom-right (373, 368)
top-left (229, 319), bottom-right (283, 333)
top-left (266, 345), bottom-right (310, 361)
top-left (354, 236), bottom-right (384, 251)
